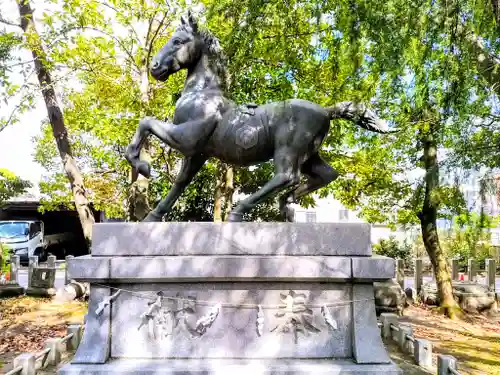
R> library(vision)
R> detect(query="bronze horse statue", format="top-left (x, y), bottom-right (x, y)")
top-left (125, 12), bottom-right (395, 222)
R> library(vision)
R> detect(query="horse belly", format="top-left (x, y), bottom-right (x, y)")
top-left (208, 110), bottom-right (273, 165)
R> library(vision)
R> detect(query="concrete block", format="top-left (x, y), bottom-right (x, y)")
top-left (352, 256), bottom-right (395, 280)
top-left (379, 313), bottom-right (398, 340)
top-left (397, 323), bottom-right (412, 353)
top-left (414, 259), bottom-right (423, 294)
top-left (10, 254), bottom-right (20, 283)
top-left (91, 222), bottom-right (372, 257)
top-left (45, 337), bottom-right (63, 366)
top-left (67, 256), bottom-right (110, 281)
top-left (468, 258), bottom-right (476, 281)
top-left (71, 286), bottom-right (111, 364)
top-left (438, 355), bottom-right (457, 375)
top-left (28, 256), bottom-right (38, 288)
top-left (395, 259), bottom-right (404, 289)
top-left (58, 358), bottom-right (403, 374)
top-left (67, 324), bottom-right (82, 351)
top-left (110, 283), bottom-right (352, 359)
top-left (13, 352), bottom-right (36, 375)
top-left (414, 338), bottom-right (432, 368)
top-left (352, 284), bottom-right (391, 364)
top-left (109, 256), bottom-right (352, 282)
top-left (486, 259), bottom-right (496, 292)
top-left (451, 258), bottom-right (459, 281)
top-left (0, 284), bottom-right (25, 298)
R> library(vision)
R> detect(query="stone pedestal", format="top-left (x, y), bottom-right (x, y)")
top-left (59, 222), bottom-right (401, 375)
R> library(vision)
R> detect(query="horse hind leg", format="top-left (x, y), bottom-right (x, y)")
top-left (227, 148), bottom-right (301, 222)
top-left (279, 153), bottom-right (339, 222)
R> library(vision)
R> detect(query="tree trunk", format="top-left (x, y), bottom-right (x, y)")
top-left (213, 163), bottom-right (235, 222)
top-left (419, 131), bottom-right (460, 319)
top-left (213, 173), bottom-right (224, 222)
top-left (222, 166), bottom-right (234, 221)
top-left (128, 50), bottom-right (152, 221)
top-left (17, 0), bottom-right (95, 244)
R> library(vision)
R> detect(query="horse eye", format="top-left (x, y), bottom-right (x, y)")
top-left (173, 39), bottom-right (182, 46)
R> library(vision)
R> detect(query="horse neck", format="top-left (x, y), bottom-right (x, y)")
top-left (183, 53), bottom-right (225, 95)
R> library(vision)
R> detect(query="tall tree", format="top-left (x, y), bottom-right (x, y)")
top-left (0, 0), bottom-right (96, 243)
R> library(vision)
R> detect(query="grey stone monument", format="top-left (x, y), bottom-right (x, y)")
top-left (58, 222), bottom-right (401, 374)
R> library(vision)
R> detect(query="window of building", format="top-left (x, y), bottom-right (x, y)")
top-left (305, 211), bottom-right (316, 223)
top-left (339, 209), bottom-right (349, 221)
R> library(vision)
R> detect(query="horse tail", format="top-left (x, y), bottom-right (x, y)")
top-left (325, 101), bottom-right (399, 134)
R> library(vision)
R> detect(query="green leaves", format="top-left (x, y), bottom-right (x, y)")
top-left (19, 0), bottom-right (500, 224)
top-left (0, 168), bottom-right (32, 204)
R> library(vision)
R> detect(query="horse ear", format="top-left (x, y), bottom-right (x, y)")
top-left (187, 10), bottom-right (198, 32)
top-left (181, 15), bottom-right (188, 25)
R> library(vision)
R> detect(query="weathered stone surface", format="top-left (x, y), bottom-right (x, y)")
top-left (67, 256), bottom-right (110, 281)
top-left (374, 280), bottom-right (407, 316)
top-left (26, 287), bottom-right (56, 297)
top-left (91, 222), bottom-right (372, 257)
top-left (110, 256), bottom-right (352, 282)
top-left (352, 256), bottom-right (395, 280)
top-left (111, 283), bottom-right (352, 359)
top-left (30, 268), bottom-right (56, 288)
top-left (352, 284), bottom-right (391, 363)
top-left (404, 287), bottom-right (418, 304)
top-left (68, 255), bottom-right (398, 283)
top-left (0, 284), bottom-right (24, 297)
top-left (421, 281), bottom-right (496, 312)
top-left (72, 286), bottom-right (111, 364)
top-left (59, 220), bottom-right (399, 375)
top-left (59, 358), bottom-right (402, 374)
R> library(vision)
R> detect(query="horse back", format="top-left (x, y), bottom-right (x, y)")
top-left (205, 103), bottom-right (280, 165)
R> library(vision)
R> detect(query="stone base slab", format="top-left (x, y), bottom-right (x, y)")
top-left (59, 359), bottom-right (402, 374)
top-left (91, 222), bottom-right (372, 257)
top-left (67, 255), bottom-right (395, 283)
top-left (26, 287), bottom-right (56, 297)
top-left (0, 284), bottom-right (24, 297)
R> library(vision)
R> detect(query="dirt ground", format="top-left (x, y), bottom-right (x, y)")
top-left (399, 305), bottom-right (500, 375)
top-left (0, 296), bottom-right (86, 373)
top-left (0, 298), bottom-right (499, 374)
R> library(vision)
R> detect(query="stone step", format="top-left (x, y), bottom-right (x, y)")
top-left (91, 222), bottom-right (372, 257)
top-left (59, 358), bottom-right (402, 374)
top-left (67, 255), bottom-right (394, 283)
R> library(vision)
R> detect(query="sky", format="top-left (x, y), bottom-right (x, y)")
top-left (0, 0), bottom-right (49, 196)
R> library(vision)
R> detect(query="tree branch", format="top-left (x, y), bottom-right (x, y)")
top-left (262, 26), bottom-right (332, 39)
top-left (147, 10), bottom-right (170, 64)
top-left (56, 25), bottom-right (141, 73)
top-left (89, 0), bottom-right (143, 46)
top-left (0, 13), bottom-right (21, 28)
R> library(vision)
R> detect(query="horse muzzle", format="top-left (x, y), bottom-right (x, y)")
top-left (150, 57), bottom-right (178, 82)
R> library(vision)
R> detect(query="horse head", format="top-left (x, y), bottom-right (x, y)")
top-left (150, 11), bottom-right (203, 81)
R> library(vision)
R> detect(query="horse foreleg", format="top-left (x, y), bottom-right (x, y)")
top-left (126, 116), bottom-right (218, 178)
top-left (227, 149), bottom-right (301, 222)
top-left (143, 154), bottom-right (208, 222)
top-left (125, 117), bottom-right (155, 178)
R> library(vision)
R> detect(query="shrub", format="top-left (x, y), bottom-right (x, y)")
top-left (0, 243), bottom-right (9, 274)
top-left (373, 235), bottom-right (414, 269)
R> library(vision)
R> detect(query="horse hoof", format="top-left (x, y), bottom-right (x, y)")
top-left (142, 211), bottom-right (163, 222)
top-left (137, 161), bottom-right (151, 178)
top-left (227, 212), bottom-right (244, 222)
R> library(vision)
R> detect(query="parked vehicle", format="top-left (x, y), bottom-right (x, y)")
top-left (0, 220), bottom-right (74, 263)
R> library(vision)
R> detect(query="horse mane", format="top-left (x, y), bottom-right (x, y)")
top-left (179, 24), bottom-right (231, 92)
